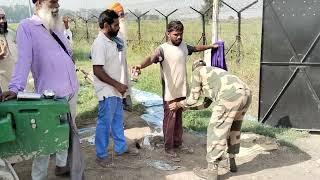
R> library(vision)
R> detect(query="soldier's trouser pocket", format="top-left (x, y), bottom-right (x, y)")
top-left (206, 104), bottom-right (233, 163)
top-left (206, 90), bottom-right (251, 163)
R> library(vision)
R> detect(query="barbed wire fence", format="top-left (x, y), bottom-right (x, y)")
top-left (66, 0), bottom-right (262, 62)
top-left (3, 0), bottom-right (263, 62)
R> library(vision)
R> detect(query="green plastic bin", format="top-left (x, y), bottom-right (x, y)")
top-left (0, 99), bottom-right (70, 163)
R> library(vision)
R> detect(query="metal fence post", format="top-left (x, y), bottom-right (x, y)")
top-left (77, 14), bottom-right (98, 42)
top-left (155, 9), bottom-right (178, 41)
top-left (128, 9), bottom-right (150, 43)
top-left (190, 6), bottom-right (212, 46)
top-left (190, 6), bottom-right (212, 58)
top-left (221, 0), bottom-right (258, 63)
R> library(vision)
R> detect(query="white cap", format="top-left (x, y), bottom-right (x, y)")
top-left (0, 8), bottom-right (5, 15)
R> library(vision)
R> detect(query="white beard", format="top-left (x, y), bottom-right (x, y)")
top-left (37, 4), bottom-right (63, 32)
top-left (119, 18), bottom-right (127, 39)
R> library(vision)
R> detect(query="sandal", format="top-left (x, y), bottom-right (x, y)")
top-left (165, 150), bottom-right (181, 162)
top-left (180, 145), bottom-right (194, 154)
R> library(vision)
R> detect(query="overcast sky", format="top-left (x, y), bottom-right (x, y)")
top-left (1, 0), bottom-right (204, 10)
top-left (0, 0), bottom-right (262, 19)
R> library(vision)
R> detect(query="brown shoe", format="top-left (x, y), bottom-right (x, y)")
top-left (96, 157), bottom-right (114, 168)
top-left (55, 165), bottom-right (70, 176)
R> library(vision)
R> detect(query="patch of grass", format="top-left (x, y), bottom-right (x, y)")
top-left (75, 61), bottom-right (98, 120)
top-left (183, 110), bottom-right (211, 132)
top-left (182, 107), bottom-right (309, 146)
top-left (242, 120), bottom-right (309, 146)
top-left (8, 24), bottom-right (18, 31)
top-left (73, 40), bottom-right (92, 62)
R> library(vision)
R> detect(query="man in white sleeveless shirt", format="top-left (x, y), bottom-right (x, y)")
top-left (133, 21), bottom-right (218, 161)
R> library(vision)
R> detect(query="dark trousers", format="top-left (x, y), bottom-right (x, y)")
top-left (163, 97), bottom-right (186, 151)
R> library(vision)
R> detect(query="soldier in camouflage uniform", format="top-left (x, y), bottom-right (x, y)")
top-left (169, 60), bottom-right (252, 180)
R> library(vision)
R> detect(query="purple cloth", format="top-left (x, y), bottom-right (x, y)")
top-left (9, 15), bottom-right (78, 97)
top-left (211, 41), bottom-right (227, 71)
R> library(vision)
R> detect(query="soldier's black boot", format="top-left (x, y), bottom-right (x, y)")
top-left (229, 157), bottom-right (238, 173)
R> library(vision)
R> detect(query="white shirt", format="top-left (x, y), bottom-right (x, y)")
top-left (91, 31), bottom-right (122, 101)
top-left (64, 28), bottom-right (73, 45)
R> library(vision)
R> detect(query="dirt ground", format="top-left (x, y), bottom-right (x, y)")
top-left (13, 111), bottom-right (320, 180)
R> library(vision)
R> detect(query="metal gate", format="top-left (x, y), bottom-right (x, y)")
top-left (259, 0), bottom-right (320, 130)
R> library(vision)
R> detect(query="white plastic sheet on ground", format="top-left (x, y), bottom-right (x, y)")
top-left (146, 160), bottom-right (181, 171)
top-left (79, 127), bottom-right (96, 145)
top-left (132, 88), bottom-right (164, 132)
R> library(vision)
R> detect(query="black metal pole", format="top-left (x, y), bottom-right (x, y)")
top-left (221, 0), bottom-right (258, 63)
top-left (238, 13), bottom-right (241, 37)
top-left (138, 17), bottom-right (141, 42)
top-left (74, 21), bottom-right (77, 31)
top-left (165, 17), bottom-right (169, 41)
top-left (202, 14), bottom-right (206, 45)
top-left (189, 6), bottom-right (212, 58)
top-left (237, 12), bottom-right (241, 63)
top-left (128, 9), bottom-right (150, 42)
top-left (86, 21), bottom-right (89, 42)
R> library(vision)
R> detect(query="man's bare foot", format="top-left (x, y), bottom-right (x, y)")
top-left (175, 144), bottom-right (194, 154)
top-left (165, 149), bottom-right (181, 162)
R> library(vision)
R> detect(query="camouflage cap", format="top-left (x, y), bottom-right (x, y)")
top-left (192, 59), bottom-right (206, 71)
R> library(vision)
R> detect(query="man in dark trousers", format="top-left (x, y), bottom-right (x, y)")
top-left (133, 21), bottom-right (218, 161)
